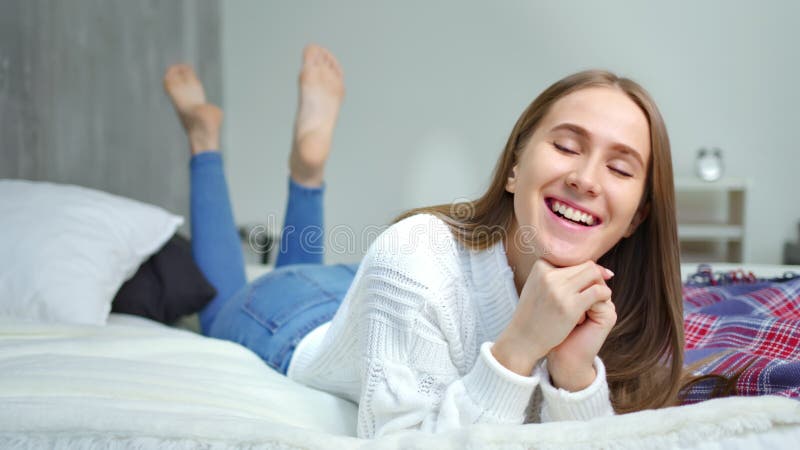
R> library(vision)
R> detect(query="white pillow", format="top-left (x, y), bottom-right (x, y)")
top-left (0, 179), bottom-right (183, 325)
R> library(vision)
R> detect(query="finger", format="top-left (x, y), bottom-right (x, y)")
top-left (585, 299), bottom-right (617, 327)
top-left (547, 260), bottom-right (594, 279)
top-left (566, 263), bottom-right (613, 294)
top-left (589, 298), bottom-right (613, 313)
top-left (528, 258), bottom-right (556, 281)
top-left (577, 284), bottom-right (612, 310)
top-left (577, 300), bottom-right (614, 327)
top-left (532, 257), bottom-right (555, 272)
top-left (552, 260), bottom-right (614, 281)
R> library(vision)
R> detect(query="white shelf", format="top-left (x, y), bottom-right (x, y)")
top-left (674, 177), bottom-right (748, 191)
top-left (678, 224), bottom-right (743, 240)
top-left (674, 176), bottom-right (749, 263)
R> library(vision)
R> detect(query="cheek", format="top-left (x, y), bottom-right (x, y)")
top-left (517, 157), bottom-right (565, 191)
top-left (512, 187), bottom-right (535, 221)
top-left (606, 185), bottom-right (645, 224)
top-left (528, 147), bottom-right (572, 174)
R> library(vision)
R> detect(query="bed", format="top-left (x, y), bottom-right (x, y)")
top-left (2, 263), bottom-right (799, 449)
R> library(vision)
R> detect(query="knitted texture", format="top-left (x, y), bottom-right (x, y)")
top-left (289, 214), bottom-right (613, 437)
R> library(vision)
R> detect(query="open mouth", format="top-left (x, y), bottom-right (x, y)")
top-left (545, 197), bottom-right (601, 227)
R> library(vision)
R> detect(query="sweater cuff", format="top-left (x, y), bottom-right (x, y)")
top-left (461, 342), bottom-right (539, 422)
top-left (537, 356), bottom-right (615, 421)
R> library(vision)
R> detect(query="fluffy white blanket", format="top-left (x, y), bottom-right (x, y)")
top-left (1, 314), bottom-right (798, 449)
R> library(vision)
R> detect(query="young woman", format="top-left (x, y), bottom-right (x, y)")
top-left (164, 45), bottom-right (683, 438)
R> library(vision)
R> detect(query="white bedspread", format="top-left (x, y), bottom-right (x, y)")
top-left (1, 314), bottom-right (799, 449)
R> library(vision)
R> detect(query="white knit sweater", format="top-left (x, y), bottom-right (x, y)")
top-left (287, 213), bottom-right (614, 438)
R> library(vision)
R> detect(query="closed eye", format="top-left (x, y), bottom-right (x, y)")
top-left (553, 142), bottom-right (578, 154)
top-left (554, 142), bottom-right (634, 178)
top-left (609, 167), bottom-right (633, 178)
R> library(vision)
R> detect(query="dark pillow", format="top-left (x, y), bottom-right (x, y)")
top-left (112, 233), bottom-right (216, 324)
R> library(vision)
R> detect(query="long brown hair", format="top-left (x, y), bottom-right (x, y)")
top-left (395, 70), bottom-right (684, 413)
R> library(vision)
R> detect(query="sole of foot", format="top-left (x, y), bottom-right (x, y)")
top-left (163, 64), bottom-right (223, 155)
top-left (290, 44), bottom-right (345, 187)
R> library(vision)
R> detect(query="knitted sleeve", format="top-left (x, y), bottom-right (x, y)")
top-left (354, 215), bottom-right (540, 438)
top-left (536, 357), bottom-right (616, 421)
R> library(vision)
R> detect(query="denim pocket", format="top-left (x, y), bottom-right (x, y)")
top-left (242, 266), bottom-right (339, 334)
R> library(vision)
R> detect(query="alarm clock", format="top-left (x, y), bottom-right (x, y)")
top-left (695, 147), bottom-right (723, 182)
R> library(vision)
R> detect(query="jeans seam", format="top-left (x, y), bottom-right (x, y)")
top-left (242, 268), bottom-right (331, 332)
top-left (243, 274), bottom-right (288, 332)
top-left (269, 297), bottom-right (338, 372)
top-left (257, 268), bottom-right (336, 330)
top-left (237, 265), bottom-right (356, 372)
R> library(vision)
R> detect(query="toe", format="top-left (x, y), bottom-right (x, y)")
top-left (324, 53), bottom-right (337, 71)
top-left (316, 47), bottom-right (341, 76)
top-left (178, 65), bottom-right (197, 82)
top-left (298, 44), bottom-right (344, 91)
top-left (320, 55), bottom-right (332, 71)
top-left (164, 64), bottom-right (195, 85)
top-left (318, 47), bottom-right (342, 76)
top-left (329, 56), bottom-right (343, 77)
top-left (164, 65), bottom-right (181, 83)
top-left (303, 44), bottom-right (315, 60)
top-left (319, 47), bottom-right (334, 64)
top-left (303, 44), bottom-right (322, 66)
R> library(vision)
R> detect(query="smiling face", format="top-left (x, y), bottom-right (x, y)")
top-left (505, 86), bottom-right (651, 267)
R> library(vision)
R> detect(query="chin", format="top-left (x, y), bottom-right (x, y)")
top-left (538, 238), bottom-right (598, 268)
top-left (541, 253), bottom-right (594, 268)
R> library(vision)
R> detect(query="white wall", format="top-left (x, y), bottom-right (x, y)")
top-left (222, 0), bottom-right (800, 264)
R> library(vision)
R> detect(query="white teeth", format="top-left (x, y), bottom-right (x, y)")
top-left (549, 200), bottom-right (596, 226)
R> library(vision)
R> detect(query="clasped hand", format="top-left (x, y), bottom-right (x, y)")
top-left (492, 259), bottom-right (617, 391)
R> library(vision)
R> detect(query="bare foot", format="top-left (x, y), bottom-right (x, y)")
top-left (290, 44), bottom-right (345, 187)
top-left (163, 64), bottom-right (223, 155)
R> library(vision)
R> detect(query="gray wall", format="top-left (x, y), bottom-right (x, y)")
top-left (222, 0), bottom-right (800, 264)
top-left (0, 0), bottom-right (221, 229)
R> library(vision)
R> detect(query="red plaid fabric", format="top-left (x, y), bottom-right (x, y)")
top-left (680, 278), bottom-right (800, 403)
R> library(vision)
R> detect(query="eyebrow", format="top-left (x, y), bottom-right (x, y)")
top-left (549, 122), bottom-right (646, 170)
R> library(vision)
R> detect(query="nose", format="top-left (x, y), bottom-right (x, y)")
top-left (565, 161), bottom-right (602, 196)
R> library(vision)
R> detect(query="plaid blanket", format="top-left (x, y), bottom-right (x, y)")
top-left (681, 268), bottom-right (800, 403)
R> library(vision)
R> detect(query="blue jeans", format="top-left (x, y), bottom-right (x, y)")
top-left (190, 152), bottom-right (357, 374)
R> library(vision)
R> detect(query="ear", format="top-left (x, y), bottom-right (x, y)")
top-left (624, 201), bottom-right (650, 238)
top-left (505, 165), bottom-right (519, 194)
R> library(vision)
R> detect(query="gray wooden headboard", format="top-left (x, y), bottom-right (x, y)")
top-left (0, 0), bottom-right (222, 234)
